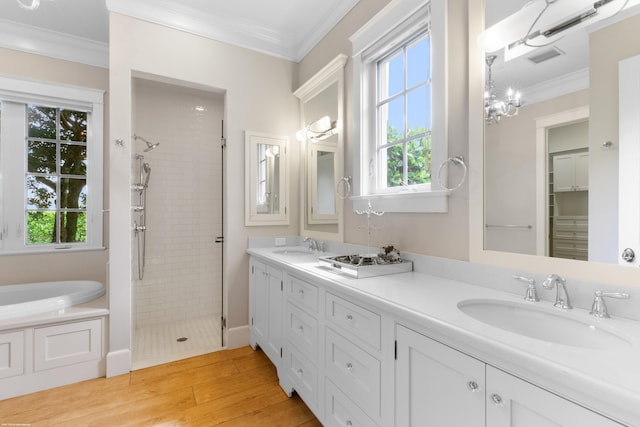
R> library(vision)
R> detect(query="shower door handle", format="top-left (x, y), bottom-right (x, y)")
top-left (215, 236), bottom-right (224, 243)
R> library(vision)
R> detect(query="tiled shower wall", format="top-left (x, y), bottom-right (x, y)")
top-left (132, 79), bottom-right (224, 329)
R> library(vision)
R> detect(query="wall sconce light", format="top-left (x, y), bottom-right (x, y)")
top-left (296, 115), bottom-right (338, 142)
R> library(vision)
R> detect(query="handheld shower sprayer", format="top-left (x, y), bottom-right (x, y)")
top-left (134, 134), bottom-right (160, 152)
top-left (143, 163), bottom-right (151, 188)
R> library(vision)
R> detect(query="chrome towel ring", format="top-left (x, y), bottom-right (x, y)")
top-left (437, 156), bottom-right (467, 191)
top-left (336, 176), bottom-right (352, 199)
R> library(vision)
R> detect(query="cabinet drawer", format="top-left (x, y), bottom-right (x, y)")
top-left (553, 239), bottom-right (588, 253)
top-left (326, 293), bottom-right (381, 350)
top-left (0, 330), bottom-right (24, 379)
top-left (325, 328), bottom-right (380, 417)
top-left (286, 276), bottom-right (319, 313)
top-left (325, 378), bottom-right (378, 427)
top-left (284, 346), bottom-right (317, 408)
top-left (553, 229), bottom-right (588, 240)
top-left (554, 217), bottom-right (588, 230)
top-left (34, 319), bottom-right (102, 371)
top-left (285, 302), bottom-right (318, 360)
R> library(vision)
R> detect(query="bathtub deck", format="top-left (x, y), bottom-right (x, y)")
top-left (0, 346), bottom-right (321, 426)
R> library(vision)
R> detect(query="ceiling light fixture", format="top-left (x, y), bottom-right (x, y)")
top-left (17, 0), bottom-right (41, 10)
top-left (295, 115), bottom-right (338, 142)
top-left (483, 0), bottom-right (639, 61)
top-left (484, 55), bottom-right (521, 124)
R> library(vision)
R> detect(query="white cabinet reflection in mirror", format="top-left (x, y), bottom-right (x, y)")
top-left (245, 131), bottom-right (289, 226)
top-left (308, 146), bottom-right (338, 224)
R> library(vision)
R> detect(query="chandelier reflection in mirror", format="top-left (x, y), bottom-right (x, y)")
top-left (484, 55), bottom-right (521, 124)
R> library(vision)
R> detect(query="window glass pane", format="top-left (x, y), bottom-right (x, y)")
top-left (26, 211), bottom-right (56, 244)
top-left (28, 140), bottom-right (56, 173)
top-left (407, 137), bottom-right (431, 185)
top-left (380, 97), bottom-right (405, 145)
top-left (379, 51), bottom-right (404, 100)
top-left (60, 144), bottom-right (87, 175)
top-left (407, 35), bottom-right (430, 88)
top-left (27, 105), bottom-right (56, 139)
top-left (60, 110), bottom-right (87, 142)
top-left (407, 85), bottom-right (430, 137)
top-left (27, 175), bottom-right (57, 209)
top-left (60, 211), bottom-right (87, 243)
top-left (383, 144), bottom-right (405, 188)
top-left (61, 178), bottom-right (87, 209)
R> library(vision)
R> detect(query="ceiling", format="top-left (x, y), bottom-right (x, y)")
top-left (0, 0), bottom-right (360, 67)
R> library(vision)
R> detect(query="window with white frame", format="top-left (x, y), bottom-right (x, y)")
top-left (0, 76), bottom-right (104, 253)
top-left (351, 0), bottom-right (448, 213)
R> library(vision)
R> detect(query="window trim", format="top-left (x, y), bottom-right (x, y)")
top-left (350, 0), bottom-right (449, 213)
top-left (0, 75), bottom-right (104, 254)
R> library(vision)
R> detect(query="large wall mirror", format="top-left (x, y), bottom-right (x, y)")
top-left (469, 0), bottom-right (640, 287)
top-left (245, 131), bottom-right (289, 226)
top-left (294, 54), bottom-right (347, 241)
top-left (481, 0), bottom-right (640, 266)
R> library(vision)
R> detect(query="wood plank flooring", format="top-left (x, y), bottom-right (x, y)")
top-left (0, 346), bottom-right (322, 426)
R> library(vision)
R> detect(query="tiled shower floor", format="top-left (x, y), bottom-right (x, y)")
top-left (132, 315), bottom-right (222, 370)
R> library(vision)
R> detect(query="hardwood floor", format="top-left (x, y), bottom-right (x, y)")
top-left (0, 346), bottom-right (322, 426)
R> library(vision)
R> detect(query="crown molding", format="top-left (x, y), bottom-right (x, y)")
top-left (521, 68), bottom-right (589, 106)
top-left (106, 0), bottom-right (359, 62)
top-left (0, 19), bottom-right (108, 68)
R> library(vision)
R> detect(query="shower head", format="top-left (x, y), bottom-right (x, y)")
top-left (134, 134), bottom-right (161, 152)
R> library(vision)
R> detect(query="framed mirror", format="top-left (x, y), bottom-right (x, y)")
top-left (245, 131), bottom-right (289, 226)
top-left (294, 54), bottom-right (347, 241)
top-left (468, 0), bottom-right (640, 287)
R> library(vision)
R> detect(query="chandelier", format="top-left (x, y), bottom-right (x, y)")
top-left (484, 55), bottom-right (521, 124)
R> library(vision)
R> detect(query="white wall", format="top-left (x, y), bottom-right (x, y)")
top-left (132, 79), bottom-right (223, 328)
top-left (108, 13), bottom-right (300, 374)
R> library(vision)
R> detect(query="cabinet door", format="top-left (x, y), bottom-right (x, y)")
top-left (250, 259), bottom-right (268, 348)
top-left (396, 325), bottom-right (485, 427)
top-left (486, 366), bottom-right (623, 427)
top-left (266, 265), bottom-right (283, 364)
top-left (553, 154), bottom-right (576, 192)
top-left (574, 152), bottom-right (589, 191)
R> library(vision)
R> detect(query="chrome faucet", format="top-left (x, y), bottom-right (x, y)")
top-left (590, 290), bottom-right (630, 318)
top-left (303, 236), bottom-right (318, 251)
top-left (542, 274), bottom-right (572, 309)
top-left (512, 275), bottom-right (539, 302)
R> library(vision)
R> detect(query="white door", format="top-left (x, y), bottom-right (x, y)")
top-left (619, 54), bottom-right (640, 266)
top-left (553, 154), bottom-right (576, 192)
top-left (395, 325), bottom-right (485, 427)
top-left (486, 366), bottom-right (622, 427)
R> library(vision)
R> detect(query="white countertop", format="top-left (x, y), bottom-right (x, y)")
top-left (248, 246), bottom-right (640, 426)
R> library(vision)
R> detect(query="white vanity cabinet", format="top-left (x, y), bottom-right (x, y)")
top-left (249, 257), bottom-right (283, 367)
top-left (396, 324), bottom-right (485, 427)
top-left (396, 325), bottom-right (624, 427)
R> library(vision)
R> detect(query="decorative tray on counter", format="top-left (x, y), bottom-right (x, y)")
top-left (318, 252), bottom-right (413, 278)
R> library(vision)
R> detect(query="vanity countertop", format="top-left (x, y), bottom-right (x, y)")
top-left (248, 246), bottom-right (640, 426)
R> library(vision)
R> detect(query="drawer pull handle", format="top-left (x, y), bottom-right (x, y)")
top-left (346, 421), bottom-right (353, 427)
top-left (298, 325), bottom-right (304, 333)
top-left (490, 394), bottom-right (503, 405)
top-left (299, 289), bottom-right (304, 296)
top-left (346, 314), bottom-right (353, 321)
top-left (467, 381), bottom-right (479, 392)
top-left (296, 369), bottom-right (303, 376)
top-left (346, 362), bottom-right (353, 371)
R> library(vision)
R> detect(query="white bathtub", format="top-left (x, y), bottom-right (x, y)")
top-left (0, 280), bottom-right (105, 320)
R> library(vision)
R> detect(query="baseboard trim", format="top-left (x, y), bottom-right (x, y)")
top-left (226, 325), bottom-right (250, 349)
top-left (106, 348), bottom-right (131, 377)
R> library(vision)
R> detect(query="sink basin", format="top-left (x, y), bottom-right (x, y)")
top-left (458, 299), bottom-right (632, 350)
top-left (272, 249), bottom-right (314, 256)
